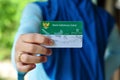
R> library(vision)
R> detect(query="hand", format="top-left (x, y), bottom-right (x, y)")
top-left (15, 33), bottom-right (54, 72)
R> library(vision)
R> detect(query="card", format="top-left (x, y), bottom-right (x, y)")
top-left (40, 21), bottom-right (83, 48)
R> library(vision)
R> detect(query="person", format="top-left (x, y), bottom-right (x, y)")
top-left (11, 0), bottom-right (115, 80)
top-left (105, 26), bottom-right (120, 80)
top-left (105, 1), bottom-right (120, 80)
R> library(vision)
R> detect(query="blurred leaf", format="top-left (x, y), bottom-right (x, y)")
top-left (0, 0), bottom-right (36, 60)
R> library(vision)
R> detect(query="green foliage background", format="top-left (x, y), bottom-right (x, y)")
top-left (0, 0), bottom-right (40, 61)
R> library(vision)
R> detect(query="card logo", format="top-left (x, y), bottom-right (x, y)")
top-left (42, 22), bottom-right (50, 29)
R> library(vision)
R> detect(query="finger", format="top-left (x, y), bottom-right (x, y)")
top-left (21, 33), bottom-right (54, 46)
top-left (19, 42), bottom-right (52, 55)
top-left (20, 53), bottom-right (47, 64)
top-left (17, 62), bottom-right (36, 73)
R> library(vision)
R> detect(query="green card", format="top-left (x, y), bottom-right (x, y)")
top-left (40, 21), bottom-right (83, 48)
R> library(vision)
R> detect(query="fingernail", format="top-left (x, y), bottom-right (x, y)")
top-left (32, 65), bottom-right (35, 68)
top-left (49, 40), bottom-right (54, 45)
top-left (43, 57), bottom-right (47, 62)
top-left (47, 50), bottom-right (52, 56)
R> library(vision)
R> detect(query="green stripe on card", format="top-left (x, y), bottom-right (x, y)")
top-left (40, 21), bottom-right (83, 35)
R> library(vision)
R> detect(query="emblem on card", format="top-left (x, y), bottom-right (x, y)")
top-left (42, 22), bottom-right (50, 29)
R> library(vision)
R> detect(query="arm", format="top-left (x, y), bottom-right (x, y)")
top-left (11, 3), bottom-right (53, 72)
top-left (11, 3), bottom-right (42, 68)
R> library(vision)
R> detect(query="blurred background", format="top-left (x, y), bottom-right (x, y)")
top-left (0, 0), bottom-right (119, 80)
top-left (0, 0), bottom-right (37, 80)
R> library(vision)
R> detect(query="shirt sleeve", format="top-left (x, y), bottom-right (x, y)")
top-left (105, 25), bottom-right (120, 80)
top-left (11, 3), bottom-right (43, 68)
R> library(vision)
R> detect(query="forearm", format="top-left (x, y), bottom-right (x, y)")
top-left (11, 3), bottom-right (42, 68)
